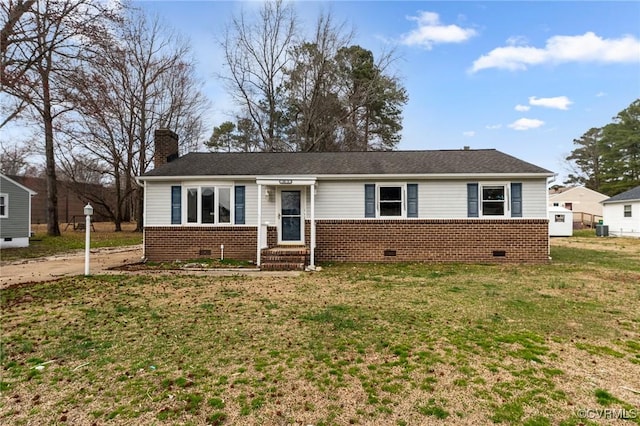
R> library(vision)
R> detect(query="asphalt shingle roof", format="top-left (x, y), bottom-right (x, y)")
top-left (141, 149), bottom-right (553, 178)
top-left (602, 185), bottom-right (640, 203)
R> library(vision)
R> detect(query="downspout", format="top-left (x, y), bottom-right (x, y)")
top-left (142, 180), bottom-right (146, 259)
top-left (134, 177), bottom-right (146, 260)
top-left (257, 183), bottom-right (262, 267)
top-left (546, 176), bottom-right (553, 259)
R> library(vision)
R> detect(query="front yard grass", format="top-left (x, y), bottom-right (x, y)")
top-left (1, 243), bottom-right (639, 425)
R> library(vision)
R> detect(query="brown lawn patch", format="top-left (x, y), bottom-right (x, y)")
top-left (1, 248), bottom-right (639, 425)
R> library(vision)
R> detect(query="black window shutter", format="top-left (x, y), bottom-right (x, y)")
top-left (511, 182), bottom-right (522, 217)
top-left (467, 183), bottom-right (479, 218)
top-left (171, 186), bottom-right (181, 224)
top-left (365, 184), bottom-right (375, 218)
top-left (234, 186), bottom-right (245, 224)
top-left (407, 184), bottom-right (418, 218)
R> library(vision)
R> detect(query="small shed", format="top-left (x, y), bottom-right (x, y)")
top-left (548, 206), bottom-right (573, 237)
top-left (0, 173), bottom-right (37, 248)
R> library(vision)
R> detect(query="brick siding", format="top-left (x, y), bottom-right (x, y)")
top-left (144, 219), bottom-right (549, 263)
top-left (144, 226), bottom-right (258, 262)
top-left (308, 219), bottom-right (549, 263)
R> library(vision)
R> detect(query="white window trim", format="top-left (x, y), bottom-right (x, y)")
top-left (0, 193), bottom-right (7, 218)
top-left (182, 185), bottom-right (234, 225)
top-left (479, 182), bottom-right (510, 218)
top-left (623, 204), bottom-right (632, 218)
top-left (376, 183), bottom-right (406, 218)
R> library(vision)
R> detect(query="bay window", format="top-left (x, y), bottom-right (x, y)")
top-left (185, 186), bottom-right (232, 224)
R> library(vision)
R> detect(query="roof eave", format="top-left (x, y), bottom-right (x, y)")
top-left (138, 172), bottom-right (554, 181)
top-left (0, 173), bottom-right (38, 195)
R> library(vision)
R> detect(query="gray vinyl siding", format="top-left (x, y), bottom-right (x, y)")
top-left (521, 179), bottom-right (548, 218)
top-left (144, 182), bottom-right (173, 226)
top-left (311, 179), bottom-right (548, 219)
top-left (314, 181), bottom-right (364, 219)
top-left (144, 177), bottom-right (549, 225)
top-left (0, 176), bottom-right (31, 238)
top-left (421, 181), bottom-right (468, 218)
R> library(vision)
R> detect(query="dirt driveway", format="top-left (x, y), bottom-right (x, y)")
top-left (0, 246), bottom-right (143, 288)
top-left (1, 245), bottom-right (301, 288)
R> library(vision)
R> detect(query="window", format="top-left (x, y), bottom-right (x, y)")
top-left (185, 186), bottom-right (232, 224)
top-left (365, 184), bottom-right (417, 218)
top-left (554, 214), bottom-right (565, 223)
top-left (171, 186), bottom-right (181, 224)
top-left (553, 202), bottom-right (559, 207)
top-left (201, 187), bottom-right (215, 223)
top-left (187, 188), bottom-right (198, 223)
top-left (218, 188), bottom-right (231, 223)
top-left (379, 186), bottom-right (402, 217)
top-left (624, 204), bottom-right (632, 218)
top-left (482, 185), bottom-right (506, 216)
top-left (0, 193), bottom-right (7, 218)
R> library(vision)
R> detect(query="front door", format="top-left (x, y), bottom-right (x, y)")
top-left (280, 190), bottom-right (302, 243)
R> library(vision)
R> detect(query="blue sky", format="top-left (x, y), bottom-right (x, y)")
top-left (135, 1), bottom-right (640, 181)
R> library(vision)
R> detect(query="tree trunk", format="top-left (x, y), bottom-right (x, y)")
top-left (113, 170), bottom-right (122, 232)
top-left (42, 70), bottom-right (60, 236)
top-left (136, 187), bottom-right (143, 233)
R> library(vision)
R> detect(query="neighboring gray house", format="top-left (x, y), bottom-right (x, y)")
top-left (137, 130), bottom-right (554, 270)
top-left (0, 173), bottom-right (37, 249)
top-left (602, 185), bottom-right (640, 238)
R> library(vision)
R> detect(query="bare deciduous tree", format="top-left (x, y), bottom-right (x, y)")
top-left (61, 9), bottom-right (208, 231)
top-left (2, 0), bottom-right (119, 236)
top-left (0, 141), bottom-right (37, 175)
top-left (219, 0), bottom-right (297, 151)
top-left (284, 12), bottom-right (353, 151)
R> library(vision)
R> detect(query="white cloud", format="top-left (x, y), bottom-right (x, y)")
top-left (506, 35), bottom-right (528, 46)
top-left (596, 91), bottom-right (607, 97)
top-left (471, 32), bottom-right (640, 72)
top-left (508, 118), bottom-right (545, 131)
top-left (485, 124), bottom-right (502, 130)
top-left (401, 11), bottom-right (477, 49)
top-left (463, 131), bottom-right (475, 137)
top-left (528, 96), bottom-right (572, 110)
top-left (515, 104), bottom-right (530, 112)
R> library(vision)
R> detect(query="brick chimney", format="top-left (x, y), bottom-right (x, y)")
top-left (154, 128), bottom-right (179, 168)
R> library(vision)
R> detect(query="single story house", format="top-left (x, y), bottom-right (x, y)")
top-left (138, 129), bottom-right (554, 269)
top-left (0, 173), bottom-right (37, 249)
top-left (548, 206), bottom-right (573, 237)
top-left (601, 185), bottom-right (640, 238)
top-left (548, 186), bottom-right (608, 229)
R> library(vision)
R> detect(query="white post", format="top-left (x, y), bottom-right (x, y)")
top-left (257, 184), bottom-right (262, 267)
top-left (84, 203), bottom-right (93, 276)
top-left (310, 183), bottom-right (316, 269)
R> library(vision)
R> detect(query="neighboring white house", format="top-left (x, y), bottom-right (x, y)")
top-left (549, 186), bottom-right (608, 228)
top-left (602, 185), bottom-right (640, 238)
top-left (0, 174), bottom-right (37, 249)
top-left (548, 206), bottom-right (573, 237)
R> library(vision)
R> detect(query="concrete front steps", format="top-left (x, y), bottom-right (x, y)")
top-left (261, 246), bottom-right (309, 271)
